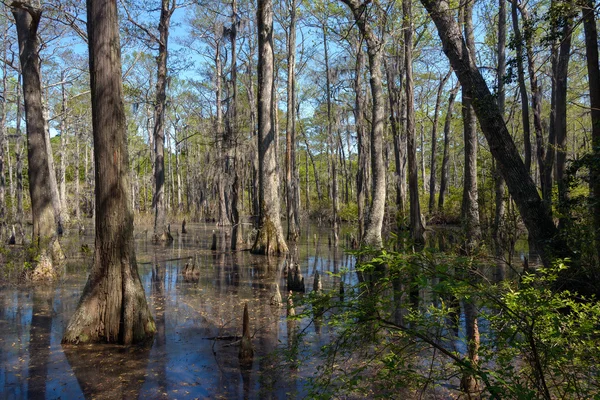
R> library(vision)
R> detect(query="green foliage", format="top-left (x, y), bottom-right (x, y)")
top-left (291, 248), bottom-right (600, 399)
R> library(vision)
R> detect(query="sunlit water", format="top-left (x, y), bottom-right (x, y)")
top-left (0, 222), bottom-right (355, 399)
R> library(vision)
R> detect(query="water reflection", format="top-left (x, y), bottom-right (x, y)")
top-left (0, 223), bottom-right (349, 399)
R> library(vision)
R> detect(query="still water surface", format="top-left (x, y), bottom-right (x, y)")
top-left (0, 223), bottom-right (354, 399)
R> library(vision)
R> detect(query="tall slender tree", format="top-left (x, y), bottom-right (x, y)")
top-left (404, 0), bottom-right (425, 244)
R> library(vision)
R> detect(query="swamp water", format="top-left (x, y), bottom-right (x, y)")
top-left (0, 223), bottom-right (355, 399)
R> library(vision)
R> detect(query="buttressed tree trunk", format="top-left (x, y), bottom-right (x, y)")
top-left (420, 0), bottom-right (568, 268)
top-left (12, 1), bottom-right (63, 278)
top-left (251, 0), bottom-right (288, 255)
top-left (63, 0), bottom-right (155, 344)
top-left (341, 0), bottom-right (386, 249)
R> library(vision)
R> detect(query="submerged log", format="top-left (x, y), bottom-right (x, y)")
top-left (239, 303), bottom-right (253, 363)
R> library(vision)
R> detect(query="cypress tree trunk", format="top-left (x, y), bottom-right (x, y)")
top-left (251, 0), bottom-right (288, 255)
top-left (341, 0), bottom-right (387, 249)
top-left (354, 40), bottom-right (369, 240)
top-left (12, 2), bottom-right (63, 276)
top-left (404, 0), bottom-right (425, 244)
top-left (63, 0), bottom-right (155, 344)
top-left (460, 0), bottom-right (481, 252)
top-left (153, 0), bottom-right (176, 240)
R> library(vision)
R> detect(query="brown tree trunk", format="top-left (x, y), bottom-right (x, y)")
top-left (153, 0), bottom-right (176, 239)
top-left (511, 1), bottom-right (532, 174)
top-left (251, 0), bottom-right (288, 255)
top-left (385, 43), bottom-right (406, 229)
top-left (341, 0), bottom-right (387, 249)
top-left (404, 0), bottom-right (425, 245)
top-left (323, 26), bottom-right (339, 246)
top-left (285, 0), bottom-right (299, 241)
top-left (582, 0), bottom-right (600, 261)
top-left (553, 4), bottom-right (573, 230)
top-left (420, 0), bottom-right (568, 267)
top-left (12, 2), bottom-right (62, 274)
top-left (460, 0), bottom-right (481, 252)
top-left (494, 0), bottom-right (507, 279)
top-left (229, 0), bottom-right (243, 249)
top-left (354, 40), bottom-right (369, 240)
top-left (63, 0), bottom-right (155, 344)
top-left (0, 28), bottom-right (7, 239)
top-left (428, 69), bottom-right (452, 214)
top-left (439, 82), bottom-right (459, 211)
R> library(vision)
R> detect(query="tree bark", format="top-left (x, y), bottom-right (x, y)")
top-left (404, 0), bottom-right (425, 244)
top-left (12, 2), bottom-right (62, 273)
top-left (354, 40), bottom-right (369, 240)
top-left (460, 0), bottom-right (481, 252)
top-left (63, 0), bottom-right (155, 344)
top-left (494, 0), bottom-right (507, 278)
top-left (251, 0), bottom-right (288, 255)
top-left (420, 0), bottom-right (568, 267)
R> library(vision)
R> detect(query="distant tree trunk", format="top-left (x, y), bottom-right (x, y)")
top-left (341, 0), bottom-right (387, 249)
top-left (285, 0), bottom-right (299, 242)
top-left (74, 128), bottom-right (81, 220)
top-left (63, 0), bottom-right (155, 344)
top-left (429, 69), bottom-right (452, 214)
top-left (553, 4), bottom-right (573, 230)
top-left (494, 0), bottom-right (507, 277)
top-left (460, 0), bottom-right (481, 252)
top-left (43, 100), bottom-right (64, 234)
top-left (15, 77), bottom-right (24, 239)
top-left (153, 0), bottom-right (176, 239)
top-left (420, 0), bottom-right (568, 268)
top-left (404, 0), bottom-right (425, 244)
top-left (230, 0), bottom-right (243, 249)
top-left (385, 43), bottom-right (406, 228)
top-left (12, 2), bottom-right (63, 273)
top-left (438, 82), bottom-right (459, 211)
top-left (0, 29), bottom-right (7, 239)
top-left (582, 0), bottom-right (600, 261)
top-left (511, 1), bottom-right (532, 174)
top-left (251, 0), bottom-right (288, 255)
top-left (59, 77), bottom-right (69, 221)
top-left (304, 136), bottom-right (323, 202)
top-left (322, 26), bottom-right (339, 246)
top-left (354, 40), bottom-right (369, 240)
